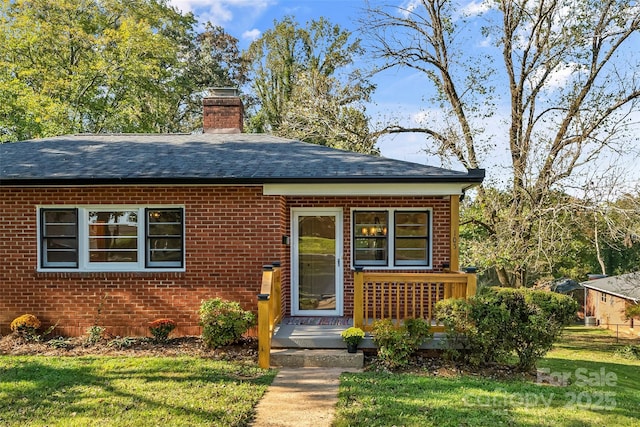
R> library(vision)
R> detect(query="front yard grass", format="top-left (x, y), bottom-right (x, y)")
top-left (335, 326), bottom-right (640, 426)
top-left (0, 356), bottom-right (275, 426)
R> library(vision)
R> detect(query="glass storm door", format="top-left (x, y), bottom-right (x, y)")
top-left (292, 209), bottom-right (343, 316)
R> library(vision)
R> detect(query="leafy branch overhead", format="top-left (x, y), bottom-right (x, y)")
top-left (244, 16), bottom-right (379, 154)
top-left (0, 0), bottom-right (247, 140)
top-left (364, 0), bottom-right (640, 286)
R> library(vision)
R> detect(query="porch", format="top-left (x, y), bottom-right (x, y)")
top-left (271, 317), bottom-right (451, 349)
top-left (258, 264), bottom-right (477, 368)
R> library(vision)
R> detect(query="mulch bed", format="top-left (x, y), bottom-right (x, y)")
top-left (0, 333), bottom-right (258, 362)
top-left (1, 333), bottom-right (534, 380)
top-left (363, 350), bottom-right (537, 381)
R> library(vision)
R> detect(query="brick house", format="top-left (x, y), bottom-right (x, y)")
top-left (0, 90), bottom-right (484, 337)
top-left (583, 272), bottom-right (640, 337)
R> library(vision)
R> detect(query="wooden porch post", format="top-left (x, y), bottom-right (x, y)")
top-left (353, 267), bottom-right (364, 329)
top-left (257, 294), bottom-right (270, 369)
top-left (450, 195), bottom-right (460, 272)
top-left (466, 272), bottom-right (477, 298)
top-left (257, 265), bottom-right (273, 369)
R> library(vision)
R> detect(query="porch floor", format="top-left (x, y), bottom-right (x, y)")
top-left (272, 317), bottom-right (449, 350)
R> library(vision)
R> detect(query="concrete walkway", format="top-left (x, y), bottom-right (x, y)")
top-left (252, 367), bottom-right (361, 427)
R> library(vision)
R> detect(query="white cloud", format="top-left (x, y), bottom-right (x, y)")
top-left (242, 28), bottom-right (261, 41)
top-left (168, 0), bottom-right (271, 26)
top-left (478, 36), bottom-right (492, 48)
top-left (399, 0), bottom-right (422, 18)
top-left (460, 0), bottom-right (490, 17)
top-left (533, 62), bottom-right (585, 90)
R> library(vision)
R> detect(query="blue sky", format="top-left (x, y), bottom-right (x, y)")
top-left (168, 0), bottom-right (640, 192)
top-left (168, 0), bottom-right (441, 164)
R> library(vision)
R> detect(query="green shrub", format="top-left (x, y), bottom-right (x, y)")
top-left (48, 337), bottom-right (72, 349)
top-left (435, 298), bottom-right (476, 362)
top-left (107, 336), bottom-right (137, 349)
top-left (615, 345), bottom-right (640, 360)
top-left (625, 304), bottom-right (640, 319)
top-left (85, 325), bottom-right (105, 346)
top-left (148, 318), bottom-right (176, 342)
top-left (372, 318), bottom-right (432, 370)
top-left (199, 298), bottom-right (256, 349)
top-left (436, 288), bottom-right (578, 371)
top-left (525, 289), bottom-right (578, 324)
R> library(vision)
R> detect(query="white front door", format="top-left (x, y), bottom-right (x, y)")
top-left (291, 208), bottom-right (343, 316)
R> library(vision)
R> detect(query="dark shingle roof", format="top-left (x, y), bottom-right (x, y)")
top-left (0, 134), bottom-right (484, 185)
top-left (581, 272), bottom-right (640, 302)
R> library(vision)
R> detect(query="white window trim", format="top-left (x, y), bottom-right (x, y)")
top-left (37, 205), bottom-right (186, 272)
top-left (350, 208), bottom-right (433, 270)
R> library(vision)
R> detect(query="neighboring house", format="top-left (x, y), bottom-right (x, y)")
top-left (0, 89), bottom-right (484, 337)
top-left (583, 272), bottom-right (640, 336)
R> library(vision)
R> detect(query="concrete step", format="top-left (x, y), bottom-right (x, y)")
top-left (271, 323), bottom-right (452, 350)
top-left (270, 348), bottom-right (364, 368)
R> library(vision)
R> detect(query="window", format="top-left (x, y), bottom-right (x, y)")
top-left (146, 209), bottom-right (184, 267)
top-left (394, 211), bottom-right (430, 266)
top-left (353, 211), bottom-right (388, 265)
top-left (39, 206), bottom-right (184, 271)
top-left (353, 209), bottom-right (431, 268)
top-left (41, 208), bottom-right (78, 268)
top-left (89, 210), bottom-right (138, 264)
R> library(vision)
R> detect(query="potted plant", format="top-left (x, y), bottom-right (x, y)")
top-left (341, 327), bottom-right (365, 353)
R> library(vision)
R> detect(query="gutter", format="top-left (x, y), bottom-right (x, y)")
top-left (1, 169), bottom-right (485, 187)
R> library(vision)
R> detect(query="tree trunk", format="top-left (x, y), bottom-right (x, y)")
top-left (594, 213), bottom-right (607, 275)
top-left (496, 266), bottom-right (511, 287)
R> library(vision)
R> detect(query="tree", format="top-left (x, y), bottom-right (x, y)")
top-left (0, 0), bottom-right (247, 140)
top-left (364, 0), bottom-right (640, 286)
top-left (176, 23), bottom-right (249, 132)
top-left (244, 16), bottom-right (379, 154)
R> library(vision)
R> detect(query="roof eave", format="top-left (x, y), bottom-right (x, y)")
top-left (1, 170), bottom-right (486, 187)
top-left (581, 283), bottom-right (639, 302)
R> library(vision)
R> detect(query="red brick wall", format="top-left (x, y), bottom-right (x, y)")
top-left (0, 187), bottom-right (452, 335)
top-left (585, 288), bottom-right (637, 336)
top-left (0, 186), bottom-right (282, 336)
top-left (202, 97), bottom-right (244, 133)
top-left (284, 196), bottom-right (451, 317)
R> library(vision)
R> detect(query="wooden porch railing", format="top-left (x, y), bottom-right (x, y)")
top-left (257, 262), bottom-right (282, 369)
top-left (353, 269), bottom-right (477, 332)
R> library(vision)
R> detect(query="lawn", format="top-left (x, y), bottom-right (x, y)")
top-left (0, 356), bottom-right (275, 426)
top-left (335, 327), bottom-right (640, 426)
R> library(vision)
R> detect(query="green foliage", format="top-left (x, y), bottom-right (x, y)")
top-left (434, 298), bottom-right (476, 362)
top-left (372, 318), bottom-right (432, 370)
top-left (436, 288), bottom-right (578, 371)
top-left (365, 0), bottom-right (640, 287)
top-left (199, 298), bottom-right (256, 349)
top-left (341, 327), bottom-right (365, 345)
top-left (107, 336), bottom-right (137, 349)
top-left (85, 325), bottom-right (105, 346)
top-left (625, 304), bottom-right (640, 319)
top-left (0, 0), bottom-right (247, 140)
top-left (148, 318), bottom-right (177, 342)
top-left (47, 337), bottom-right (72, 349)
top-left (245, 16), bottom-right (378, 154)
top-left (9, 315), bottom-right (55, 342)
top-left (615, 345), bottom-right (640, 360)
top-left (524, 288), bottom-right (579, 325)
top-left (9, 314), bottom-right (41, 341)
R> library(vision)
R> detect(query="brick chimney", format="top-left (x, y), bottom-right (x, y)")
top-left (202, 88), bottom-right (244, 134)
